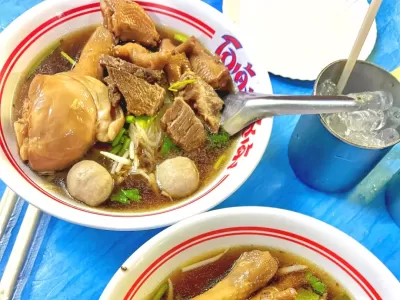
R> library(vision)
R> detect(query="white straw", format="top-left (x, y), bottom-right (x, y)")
top-left (0, 188), bottom-right (18, 239)
top-left (336, 0), bottom-right (382, 94)
top-left (0, 205), bottom-right (41, 299)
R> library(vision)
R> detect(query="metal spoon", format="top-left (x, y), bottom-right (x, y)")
top-left (221, 92), bottom-right (360, 135)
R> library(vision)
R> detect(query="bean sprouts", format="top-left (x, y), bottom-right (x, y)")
top-left (182, 249), bottom-right (229, 273)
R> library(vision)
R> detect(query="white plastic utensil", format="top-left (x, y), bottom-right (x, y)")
top-left (0, 204), bottom-right (41, 300)
top-left (0, 188), bottom-right (18, 239)
top-left (337, 0), bottom-right (383, 93)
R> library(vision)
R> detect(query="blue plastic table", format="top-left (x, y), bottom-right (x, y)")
top-left (0, 0), bottom-right (399, 299)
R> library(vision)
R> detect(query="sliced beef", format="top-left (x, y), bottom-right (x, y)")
top-left (101, 0), bottom-right (160, 47)
top-left (106, 66), bottom-right (165, 116)
top-left (160, 39), bottom-right (192, 84)
top-left (178, 72), bottom-right (224, 133)
top-left (189, 38), bottom-right (233, 91)
top-left (100, 54), bottom-right (164, 84)
top-left (161, 97), bottom-right (206, 152)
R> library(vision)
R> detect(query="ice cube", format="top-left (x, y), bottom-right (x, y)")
top-left (351, 91), bottom-right (393, 111)
top-left (386, 107), bottom-right (400, 129)
top-left (319, 79), bottom-right (338, 96)
top-left (377, 128), bottom-right (399, 145)
top-left (343, 110), bottom-right (386, 133)
top-left (324, 113), bottom-right (347, 135)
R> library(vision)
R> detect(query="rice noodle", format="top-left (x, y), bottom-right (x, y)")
top-left (167, 279), bottom-right (173, 300)
top-left (115, 151), bottom-right (130, 173)
top-left (110, 161), bottom-right (118, 175)
top-left (100, 151), bottom-right (131, 165)
top-left (182, 249), bottom-right (229, 273)
top-left (277, 265), bottom-right (308, 277)
top-left (129, 141), bottom-right (135, 160)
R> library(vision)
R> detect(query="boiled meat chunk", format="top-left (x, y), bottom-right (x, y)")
top-left (72, 25), bottom-right (114, 80)
top-left (179, 71), bottom-right (224, 133)
top-left (160, 38), bottom-right (191, 84)
top-left (189, 38), bottom-right (232, 91)
top-left (160, 97), bottom-right (206, 152)
top-left (106, 66), bottom-right (165, 116)
top-left (15, 73), bottom-right (123, 171)
top-left (193, 250), bottom-right (278, 300)
top-left (101, 0), bottom-right (159, 46)
top-left (113, 43), bottom-right (171, 70)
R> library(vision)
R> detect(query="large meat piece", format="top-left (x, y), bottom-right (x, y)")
top-left (106, 66), bottom-right (165, 116)
top-left (178, 72), bottom-right (224, 133)
top-left (190, 38), bottom-right (232, 91)
top-left (100, 54), bottom-right (165, 106)
top-left (160, 38), bottom-right (191, 84)
top-left (15, 74), bottom-right (94, 171)
top-left (72, 25), bottom-right (114, 80)
top-left (113, 43), bottom-right (171, 70)
top-left (100, 0), bottom-right (159, 47)
top-left (193, 250), bottom-right (278, 300)
top-left (249, 272), bottom-right (308, 300)
top-left (160, 98), bottom-right (206, 152)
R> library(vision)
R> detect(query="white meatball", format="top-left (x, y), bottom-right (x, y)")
top-left (156, 157), bottom-right (200, 198)
top-left (67, 160), bottom-right (114, 207)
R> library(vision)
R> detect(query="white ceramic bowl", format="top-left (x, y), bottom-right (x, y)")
top-left (0, 0), bottom-right (272, 230)
top-left (101, 207), bottom-right (400, 300)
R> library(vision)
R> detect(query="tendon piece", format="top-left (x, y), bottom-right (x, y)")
top-left (21, 73), bottom-right (98, 171)
top-left (190, 38), bottom-right (232, 90)
top-left (72, 26), bottom-right (114, 80)
top-left (193, 250), bottom-right (279, 300)
top-left (100, 54), bottom-right (164, 84)
top-left (161, 98), bottom-right (206, 152)
top-left (114, 43), bottom-right (171, 70)
top-left (273, 272), bottom-right (308, 291)
top-left (179, 71), bottom-right (224, 133)
top-left (160, 39), bottom-right (191, 83)
top-left (106, 66), bottom-right (165, 116)
top-left (100, 0), bottom-right (159, 46)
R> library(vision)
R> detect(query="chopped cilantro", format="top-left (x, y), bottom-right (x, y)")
top-left (306, 272), bottom-right (328, 295)
top-left (161, 136), bottom-right (177, 155)
top-left (208, 130), bottom-right (230, 148)
top-left (111, 189), bottom-right (142, 204)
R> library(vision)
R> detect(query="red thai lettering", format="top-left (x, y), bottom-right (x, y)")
top-left (215, 35), bottom-right (243, 56)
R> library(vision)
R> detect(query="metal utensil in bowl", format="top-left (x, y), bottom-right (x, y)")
top-left (221, 92), bottom-right (360, 135)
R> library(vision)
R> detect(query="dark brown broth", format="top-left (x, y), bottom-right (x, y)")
top-left (13, 25), bottom-right (237, 212)
top-left (150, 246), bottom-right (351, 300)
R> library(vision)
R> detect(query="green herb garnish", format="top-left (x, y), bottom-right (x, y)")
top-left (135, 115), bottom-right (157, 129)
top-left (61, 51), bottom-right (76, 66)
top-left (126, 115), bottom-right (135, 124)
top-left (110, 144), bottom-right (122, 155)
top-left (111, 189), bottom-right (142, 204)
top-left (174, 33), bottom-right (188, 43)
top-left (168, 79), bottom-right (196, 92)
top-left (208, 130), bottom-right (230, 148)
top-left (295, 288), bottom-right (319, 300)
top-left (118, 138), bottom-right (131, 156)
top-left (152, 283), bottom-right (168, 300)
top-left (112, 128), bottom-right (126, 147)
top-left (161, 136), bottom-right (177, 155)
top-left (306, 272), bottom-right (328, 295)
